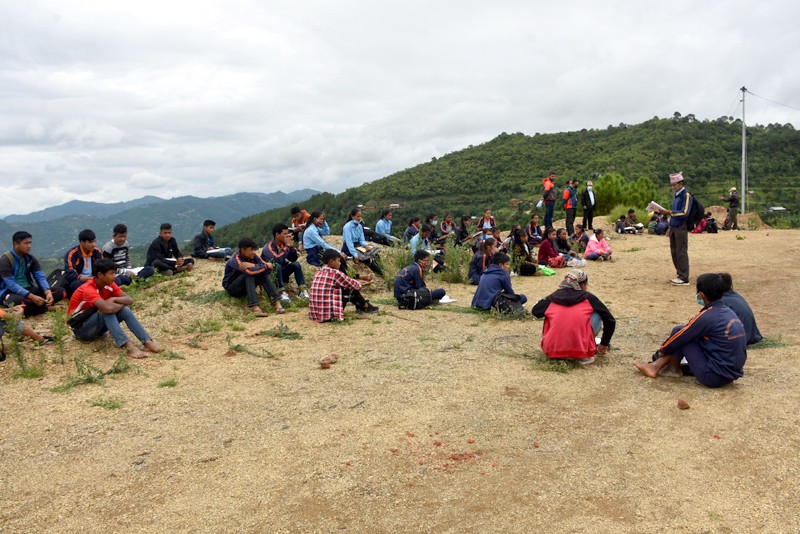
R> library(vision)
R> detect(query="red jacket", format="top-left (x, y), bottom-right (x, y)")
top-left (540, 301), bottom-right (596, 359)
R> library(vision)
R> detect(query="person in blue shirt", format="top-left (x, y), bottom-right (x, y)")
top-left (658, 171), bottom-right (692, 285)
top-left (303, 211), bottom-right (344, 268)
top-left (374, 210), bottom-right (397, 242)
top-left (634, 273), bottom-right (747, 388)
top-left (342, 208), bottom-right (383, 276)
top-left (394, 250), bottom-right (446, 305)
top-left (471, 252), bottom-right (527, 310)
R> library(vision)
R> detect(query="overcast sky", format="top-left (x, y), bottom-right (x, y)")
top-left (1, 0), bottom-right (798, 217)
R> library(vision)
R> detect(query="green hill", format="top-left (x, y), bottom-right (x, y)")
top-left (214, 114), bottom-right (800, 247)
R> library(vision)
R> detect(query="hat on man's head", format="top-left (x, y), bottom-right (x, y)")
top-left (669, 172), bottom-right (684, 184)
top-left (730, 187), bottom-right (737, 192)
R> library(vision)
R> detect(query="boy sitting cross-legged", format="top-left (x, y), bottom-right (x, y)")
top-left (222, 238), bottom-right (285, 317)
top-left (308, 249), bottom-right (378, 323)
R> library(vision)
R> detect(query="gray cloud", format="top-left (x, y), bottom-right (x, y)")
top-left (1, 0), bottom-right (798, 216)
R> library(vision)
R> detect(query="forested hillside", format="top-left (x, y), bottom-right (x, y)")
top-left (214, 114), bottom-right (800, 247)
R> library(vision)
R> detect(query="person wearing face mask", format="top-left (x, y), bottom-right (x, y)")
top-left (633, 273), bottom-right (747, 388)
top-left (581, 181), bottom-right (597, 230)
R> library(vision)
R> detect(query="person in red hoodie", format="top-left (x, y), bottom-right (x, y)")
top-left (531, 269), bottom-right (615, 365)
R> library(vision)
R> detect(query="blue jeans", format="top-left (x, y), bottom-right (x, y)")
top-left (73, 307), bottom-right (151, 347)
top-left (206, 247), bottom-right (232, 259)
top-left (275, 262), bottom-right (305, 289)
top-left (590, 312), bottom-right (602, 336)
top-left (544, 202), bottom-right (554, 229)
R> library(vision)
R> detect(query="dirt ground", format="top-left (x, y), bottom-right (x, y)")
top-left (1, 218), bottom-right (798, 533)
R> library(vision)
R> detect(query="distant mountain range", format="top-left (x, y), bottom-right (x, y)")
top-left (0, 190), bottom-right (318, 259)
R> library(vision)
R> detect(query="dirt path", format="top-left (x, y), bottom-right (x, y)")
top-left (1, 224), bottom-right (798, 532)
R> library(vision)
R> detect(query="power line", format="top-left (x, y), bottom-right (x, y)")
top-left (725, 90), bottom-right (741, 118)
top-left (746, 89), bottom-right (800, 113)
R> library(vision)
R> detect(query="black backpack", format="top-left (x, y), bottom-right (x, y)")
top-left (492, 292), bottom-right (526, 317)
top-left (686, 193), bottom-right (705, 231)
top-left (398, 288), bottom-right (432, 310)
top-left (46, 269), bottom-right (70, 296)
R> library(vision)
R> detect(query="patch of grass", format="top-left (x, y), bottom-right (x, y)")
top-left (228, 322), bottom-right (246, 332)
top-left (489, 308), bottom-right (531, 321)
top-left (283, 298), bottom-right (309, 311)
top-left (106, 354), bottom-right (136, 376)
top-left (50, 354), bottom-right (107, 393)
top-left (430, 305), bottom-right (486, 316)
top-left (371, 318), bottom-right (382, 324)
top-left (159, 349), bottom-right (186, 360)
top-left (417, 335), bottom-right (434, 342)
top-left (438, 243), bottom-right (473, 284)
top-left (158, 377), bottom-right (178, 388)
top-left (749, 336), bottom-right (788, 349)
top-left (184, 290), bottom-right (239, 305)
top-left (746, 217), bottom-right (760, 231)
top-left (526, 351), bottom-right (582, 373)
top-left (226, 334), bottom-right (276, 359)
top-left (14, 367), bottom-right (45, 379)
top-left (735, 234), bottom-right (746, 240)
top-left (50, 308), bottom-right (71, 361)
top-left (184, 319), bottom-right (223, 334)
top-left (91, 396), bottom-right (125, 410)
top-left (623, 247), bottom-right (643, 252)
top-left (707, 511), bottom-right (723, 520)
top-left (261, 322), bottom-right (302, 340)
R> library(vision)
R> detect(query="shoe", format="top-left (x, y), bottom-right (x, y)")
top-left (41, 335), bottom-right (56, 346)
top-left (510, 271), bottom-right (518, 277)
top-left (280, 291), bottom-right (292, 302)
top-left (670, 278), bottom-right (690, 286)
top-left (358, 303), bottom-right (379, 314)
top-left (579, 357), bottom-right (595, 366)
top-left (299, 289), bottom-right (310, 300)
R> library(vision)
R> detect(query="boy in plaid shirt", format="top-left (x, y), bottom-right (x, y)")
top-left (309, 249), bottom-right (378, 323)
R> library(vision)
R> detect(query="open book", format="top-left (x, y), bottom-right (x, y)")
top-left (646, 200), bottom-right (667, 213)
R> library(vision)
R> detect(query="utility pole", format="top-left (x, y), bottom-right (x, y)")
top-left (741, 86), bottom-right (747, 214)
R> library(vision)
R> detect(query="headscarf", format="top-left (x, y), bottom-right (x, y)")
top-left (559, 269), bottom-right (587, 291)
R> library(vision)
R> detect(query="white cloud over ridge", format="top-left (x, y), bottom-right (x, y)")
top-left (1, 0), bottom-right (799, 216)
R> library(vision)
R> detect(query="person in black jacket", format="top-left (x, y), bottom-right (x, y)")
top-left (146, 223), bottom-right (195, 275)
top-left (191, 220), bottom-right (232, 260)
top-left (582, 181), bottom-right (597, 230)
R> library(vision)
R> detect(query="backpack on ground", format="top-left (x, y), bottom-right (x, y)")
top-left (686, 193), bottom-right (705, 231)
top-left (706, 218), bottom-right (718, 233)
top-left (398, 288), bottom-right (432, 310)
top-left (492, 292), bottom-right (526, 317)
top-left (46, 269), bottom-right (69, 295)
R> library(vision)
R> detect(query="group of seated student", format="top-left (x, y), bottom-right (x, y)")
top-left (647, 213), bottom-right (670, 235)
top-left (146, 223), bottom-right (195, 276)
top-left (616, 209), bottom-right (644, 234)
top-left (261, 223), bottom-right (308, 301)
top-left (0, 231), bottom-right (67, 316)
top-left (634, 273), bottom-right (748, 388)
top-left (191, 220), bottom-right (232, 260)
top-left (691, 212), bottom-right (718, 234)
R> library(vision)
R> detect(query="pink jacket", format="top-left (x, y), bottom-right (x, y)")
top-left (585, 235), bottom-right (611, 256)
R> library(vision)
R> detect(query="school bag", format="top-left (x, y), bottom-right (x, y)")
top-left (706, 218), bottom-right (718, 233)
top-left (46, 269), bottom-right (69, 296)
top-left (492, 292), bottom-right (525, 317)
top-left (685, 193), bottom-right (705, 231)
top-left (398, 288), bottom-right (432, 310)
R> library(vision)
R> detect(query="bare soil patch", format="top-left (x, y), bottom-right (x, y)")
top-left (2, 221), bottom-right (798, 532)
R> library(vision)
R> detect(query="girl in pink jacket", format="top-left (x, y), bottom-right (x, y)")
top-left (585, 229), bottom-right (613, 261)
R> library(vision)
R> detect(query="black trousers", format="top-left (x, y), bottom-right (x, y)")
top-left (582, 208), bottom-right (594, 230)
top-left (3, 286), bottom-right (66, 317)
top-left (152, 258), bottom-right (195, 274)
top-left (225, 271), bottom-right (280, 307)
